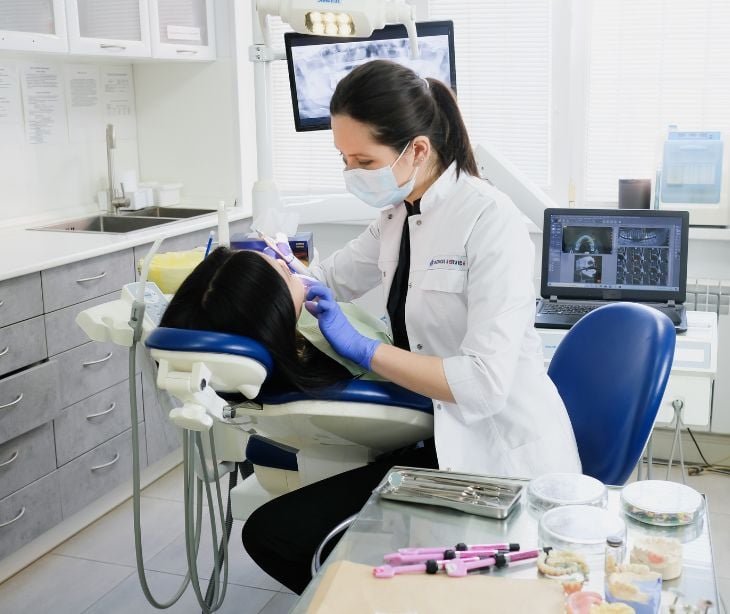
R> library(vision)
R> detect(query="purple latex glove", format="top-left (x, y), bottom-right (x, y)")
top-left (270, 232), bottom-right (309, 275)
top-left (305, 285), bottom-right (380, 370)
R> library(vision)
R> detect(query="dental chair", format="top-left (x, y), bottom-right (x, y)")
top-left (145, 327), bottom-right (435, 518)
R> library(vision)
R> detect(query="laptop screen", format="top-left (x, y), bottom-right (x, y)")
top-left (541, 208), bottom-right (689, 302)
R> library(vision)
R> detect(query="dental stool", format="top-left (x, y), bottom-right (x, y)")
top-left (145, 328), bottom-right (434, 518)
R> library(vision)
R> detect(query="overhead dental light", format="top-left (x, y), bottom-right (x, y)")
top-left (255, 0), bottom-right (420, 58)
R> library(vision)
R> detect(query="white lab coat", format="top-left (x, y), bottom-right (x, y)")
top-left (311, 162), bottom-right (581, 478)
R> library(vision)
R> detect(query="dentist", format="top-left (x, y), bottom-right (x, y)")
top-left (242, 60), bottom-right (581, 594)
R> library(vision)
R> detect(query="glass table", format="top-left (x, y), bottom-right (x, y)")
top-left (292, 475), bottom-right (720, 612)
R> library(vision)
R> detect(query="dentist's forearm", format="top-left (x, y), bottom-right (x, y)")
top-left (370, 344), bottom-right (456, 403)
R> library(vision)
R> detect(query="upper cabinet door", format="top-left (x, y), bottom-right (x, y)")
top-left (149, 0), bottom-right (216, 61)
top-left (0, 0), bottom-right (68, 53)
top-left (66, 0), bottom-right (151, 58)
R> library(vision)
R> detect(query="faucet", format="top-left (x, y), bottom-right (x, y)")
top-left (105, 124), bottom-right (130, 215)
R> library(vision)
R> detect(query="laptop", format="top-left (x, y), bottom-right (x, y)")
top-left (535, 208), bottom-right (690, 333)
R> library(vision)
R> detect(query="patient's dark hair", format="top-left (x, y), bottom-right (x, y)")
top-left (330, 59), bottom-right (478, 179)
top-left (159, 247), bottom-right (350, 393)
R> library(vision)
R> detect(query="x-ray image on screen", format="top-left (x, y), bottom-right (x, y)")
top-left (617, 227), bottom-right (670, 247)
top-left (290, 36), bottom-right (451, 123)
top-left (561, 227), bottom-right (614, 254)
top-left (285, 21), bottom-right (456, 130)
top-left (574, 255), bottom-right (602, 283)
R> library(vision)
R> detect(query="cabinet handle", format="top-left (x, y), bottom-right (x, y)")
top-left (100, 44), bottom-right (127, 51)
top-left (0, 450), bottom-right (19, 468)
top-left (0, 346), bottom-right (8, 357)
top-left (0, 299), bottom-right (4, 307)
top-left (0, 506), bottom-right (25, 528)
top-left (0, 393), bottom-right (23, 410)
top-left (91, 453), bottom-right (120, 471)
top-left (82, 352), bottom-right (113, 367)
top-left (76, 271), bottom-right (106, 283)
top-left (176, 49), bottom-right (198, 54)
top-left (86, 402), bottom-right (116, 420)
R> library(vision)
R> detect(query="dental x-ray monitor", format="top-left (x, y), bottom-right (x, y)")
top-left (285, 20), bottom-right (456, 131)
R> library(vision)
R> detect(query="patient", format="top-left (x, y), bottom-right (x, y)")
top-left (159, 247), bottom-right (388, 392)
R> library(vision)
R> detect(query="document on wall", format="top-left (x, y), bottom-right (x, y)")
top-left (101, 65), bottom-right (137, 140)
top-left (65, 64), bottom-right (102, 143)
top-left (20, 63), bottom-right (68, 145)
top-left (0, 63), bottom-right (23, 143)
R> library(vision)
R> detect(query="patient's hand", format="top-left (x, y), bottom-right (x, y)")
top-left (305, 285), bottom-right (380, 370)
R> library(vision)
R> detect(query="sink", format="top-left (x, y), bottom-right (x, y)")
top-left (120, 207), bottom-right (215, 218)
top-left (30, 215), bottom-right (175, 234)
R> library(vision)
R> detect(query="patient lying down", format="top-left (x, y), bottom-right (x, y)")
top-left (159, 247), bottom-right (390, 393)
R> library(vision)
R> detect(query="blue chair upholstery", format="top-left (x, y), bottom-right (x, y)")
top-left (547, 302), bottom-right (676, 485)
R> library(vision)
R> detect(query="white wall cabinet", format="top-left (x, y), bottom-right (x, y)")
top-left (66, 0), bottom-right (151, 58)
top-left (149, 0), bottom-right (216, 61)
top-left (0, 0), bottom-right (68, 53)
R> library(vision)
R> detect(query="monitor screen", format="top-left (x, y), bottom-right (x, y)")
top-left (284, 21), bottom-right (456, 131)
top-left (541, 208), bottom-right (689, 301)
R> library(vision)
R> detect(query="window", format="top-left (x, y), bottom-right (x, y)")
top-left (583, 0), bottom-right (730, 205)
top-left (265, 1), bottom-right (560, 196)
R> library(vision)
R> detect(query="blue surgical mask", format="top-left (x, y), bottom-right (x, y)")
top-left (343, 142), bottom-right (418, 209)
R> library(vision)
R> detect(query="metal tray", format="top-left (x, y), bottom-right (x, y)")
top-left (374, 466), bottom-right (524, 519)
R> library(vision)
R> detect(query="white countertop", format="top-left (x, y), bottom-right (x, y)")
top-left (0, 206), bottom-right (252, 282)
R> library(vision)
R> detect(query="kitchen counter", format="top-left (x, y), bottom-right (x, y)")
top-left (0, 206), bottom-right (252, 282)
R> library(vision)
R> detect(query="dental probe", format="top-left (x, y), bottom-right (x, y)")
top-left (384, 548), bottom-right (500, 566)
top-left (396, 542), bottom-right (520, 556)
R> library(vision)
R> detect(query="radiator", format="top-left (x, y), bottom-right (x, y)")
top-left (686, 278), bottom-right (730, 434)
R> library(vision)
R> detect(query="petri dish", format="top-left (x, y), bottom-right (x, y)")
top-left (527, 473), bottom-right (608, 516)
top-left (539, 505), bottom-right (627, 554)
top-left (620, 480), bottom-right (704, 527)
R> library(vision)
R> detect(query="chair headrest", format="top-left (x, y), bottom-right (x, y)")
top-left (145, 328), bottom-right (274, 372)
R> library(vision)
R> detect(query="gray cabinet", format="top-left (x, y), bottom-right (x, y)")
top-left (0, 223), bottom-right (228, 562)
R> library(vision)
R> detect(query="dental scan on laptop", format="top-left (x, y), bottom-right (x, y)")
top-left (535, 208), bottom-right (690, 332)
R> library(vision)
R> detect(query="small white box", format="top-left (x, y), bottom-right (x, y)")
top-left (155, 183), bottom-right (183, 206)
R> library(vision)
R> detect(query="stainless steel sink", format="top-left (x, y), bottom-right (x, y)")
top-left (30, 215), bottom-right (175, 234)
top-left (120, 207), bottom-right (215, 218)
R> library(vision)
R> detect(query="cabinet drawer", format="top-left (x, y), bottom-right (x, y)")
top-left (59, 424), bottom-right (146, 519)
top-left (45, 291), bottom-right (119, 356)
top-left (656, 374), bottom-right (712, 428)
top-left (142, 366), bottom-right (182, 465)
top-left (55, 376), bottom-right (142, 466)
top-left (0, 360), bottom-right (61, 445)
top-left (0, 471), bottom-right (62, 560)
top-left (56, 341), bottom-right (139, 408)
top-left (0, 423), bottom-right (56, 500)
top-left (0, 274), bottom-right (43, 328)
top-left (42, 250), bottom-right (134, 312)
top-left (0, 317), bottom-right (47, 377)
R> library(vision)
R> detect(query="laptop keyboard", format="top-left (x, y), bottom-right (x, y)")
top-left (540, 303), bottom-right (600, 316)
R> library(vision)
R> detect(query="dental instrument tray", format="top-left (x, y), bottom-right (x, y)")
top-left (374, 466), bottom-right (524, 519)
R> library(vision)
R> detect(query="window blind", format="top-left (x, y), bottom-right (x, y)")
top-left (584, 0), bottom-right (730, 204)
top-left (266, 1), bottom-right (553, 193)
top-left (427, 0), bottom-right (552, 188)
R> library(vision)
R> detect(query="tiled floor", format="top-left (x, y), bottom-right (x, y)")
top-left (1, 463), bottom-right (728, 613)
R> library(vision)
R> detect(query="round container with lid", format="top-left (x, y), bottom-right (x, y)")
top-left (620, 480), bottom-right (704, 527)
top-left (538, 505), bottom-right (627, 554)
top-left (527, 473), bottom-right (608, 516)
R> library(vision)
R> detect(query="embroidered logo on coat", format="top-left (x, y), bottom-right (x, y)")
top-left (427, 255), bottom-right (468, 271)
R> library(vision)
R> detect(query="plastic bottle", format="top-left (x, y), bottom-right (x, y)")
top-left (605, 535), bottom-right (625, 575)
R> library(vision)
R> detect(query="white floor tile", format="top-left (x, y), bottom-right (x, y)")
top-left (141, 464), bottom-right (185, 502)
top-left (54, 496), bottom-right (187, 567)
top-left (0, 554), bottom-right (134, 614)
top-left (83, 569), bottom-right (278, 614)
top-left (146, 518), bottom-right (282, 591)
top-left (258, 591), bottom-right (298, 614)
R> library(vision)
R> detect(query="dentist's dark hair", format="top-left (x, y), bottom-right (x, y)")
top-left (330, 59), bottom-right (478, 179)
top-left (159, 247), bottom-right (350, 393)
